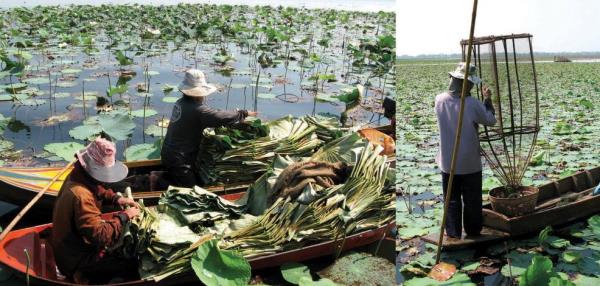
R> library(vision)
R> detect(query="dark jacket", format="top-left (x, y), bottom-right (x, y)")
top-left (162, 96), bottom-right (248, 162)
top-left (50, 163), bottom-right (128, 277)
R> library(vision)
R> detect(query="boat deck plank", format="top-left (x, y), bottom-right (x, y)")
top-left (421, 227), bottom-right (510, 249)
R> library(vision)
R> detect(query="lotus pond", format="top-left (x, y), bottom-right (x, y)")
top-left (0, 4), bottom-right (395, 167)
top-left (396, 61), bottom-right (600, 285)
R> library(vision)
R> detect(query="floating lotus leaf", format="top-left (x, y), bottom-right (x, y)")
top-left (404, 272), bottom-right (475, 286)
top-left (69, 113), bottom-right (135, 141)
top-left (162, 96), bottom-right (178, 103)
top-left (73, 95), bottom-right (97, 101)
top-left (190, 239), bottom-right (251, 286)
top-left (281, 262), bottom-right (311, 284)
top-left (56, 81), bottom-right (77, 88)
top-left (230, 83), bottom-right (247, 89)
top-left (98, 113), bottom-right (136, 140)
top-left (18, 99), bottom-right (46, 106)
top-left (61, 68), bottom-right (82, 74)
top-left (23, 77), bottom-right (50, 84)
top-left (131, 109), bottom-right (158, 118)
top-left (124, 141), bottom-right (161, 161)
top-left (162, 84), bottom-right (176, 93)
top-left (0, 140), bottom-right (14, 152)
top-left (52, 92), bottom-right (71, 98)
top-left (69, 124), bottom-right (103, 140)
top-left (257, 93), bottom-right (276, 99)
top-left (144, 124), bottom-right (166, 137)
top-left (501, 251), bottom-right (535, 277)
top-left (298, 277), bottom-right (339, 286)
top-left (4, 83), bottom-right (27, 93)
top-left (44, 142), bottom-right (85, 162)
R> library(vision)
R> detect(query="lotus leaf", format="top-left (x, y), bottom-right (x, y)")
top-left (190, 239), bottom-right (250, 286)
top-left (162, 96), bottom-right (178, 103)
top-left (131, 109), bottom-right (158, 118)
top-left (281, 262), bottom-right (311, 285)
top-left (124, 141), bottom-right (161, 161)
top-left (44, 142), bottom-right (85, 162)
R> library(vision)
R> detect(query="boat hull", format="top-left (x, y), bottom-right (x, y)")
top-left (0, 217), bottom-right (394, 285)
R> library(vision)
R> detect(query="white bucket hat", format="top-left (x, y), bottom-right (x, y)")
top-left (449, 62), bottom-right (482, 85)
top-left (178, 69), bottom-right (218, 97)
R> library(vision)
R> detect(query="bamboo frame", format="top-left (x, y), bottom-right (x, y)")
top-left (461, 34), bottom-right (540, 188)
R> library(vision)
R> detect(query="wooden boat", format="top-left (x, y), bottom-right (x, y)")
top-left (0, 191), bottom-right (394, 285)
top-left (422, 166), bottom-right (600, 249)
top-left (0, 159), bottom-right (249, 215)
top-left (0, 125), bottom-right (395, 213)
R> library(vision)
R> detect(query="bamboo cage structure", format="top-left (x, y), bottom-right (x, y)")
top-left (460, 34), bottom-right (540, 188)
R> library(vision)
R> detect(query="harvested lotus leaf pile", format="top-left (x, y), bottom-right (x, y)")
top-left (244, 132), bottom-right (367, 216)
top-left (158, 186), bottom-right (245, 232)
top-left (110, 202), bottom-right (159, 259)
top-left (220, 142), bottom-right (395, 258)
top-left (130, 186), bottom-right (254, 282)
top-left (123, 139), bottom-right (393, 283)
top-left (195, 115), bottom-right (346, 185)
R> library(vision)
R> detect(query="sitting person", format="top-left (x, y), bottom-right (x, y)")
top-left (158, 69), bottom-right (257, 188)
top-left (50, 137), bottom-right (140, 284)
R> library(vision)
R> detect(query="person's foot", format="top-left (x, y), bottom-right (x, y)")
top-left (444, 232), bottom-right (462, 241)
top-left (464, 233), bottom-right (481, 239)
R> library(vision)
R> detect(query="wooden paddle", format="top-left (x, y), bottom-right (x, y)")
top-left (0, 160), bottom-right (75, 242)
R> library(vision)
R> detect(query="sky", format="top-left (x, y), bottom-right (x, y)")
top-left (397, 0), bottom-right (600, 56)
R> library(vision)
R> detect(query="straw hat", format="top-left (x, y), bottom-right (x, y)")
top-left (178, 69), bottom-right (217, 97)
top-left (76, 137), bottom-right (128, 183)
top-left (448, 62), bottom-right (482, 85)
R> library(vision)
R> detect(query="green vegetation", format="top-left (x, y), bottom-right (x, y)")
top-left (0, 4), bottom-right (395, 164)
top-left (396, 61), bottom-right (600, 285)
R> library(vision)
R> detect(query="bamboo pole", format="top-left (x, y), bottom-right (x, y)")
top-left (434, 0), bottom-right (479, 264)
top-left (0, 160), bottom-right (75, 242)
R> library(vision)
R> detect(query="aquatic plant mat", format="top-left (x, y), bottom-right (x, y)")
top-left (396, 61), bottom-right (600, 285)
top-left (0, 4), bottom-right (394, 166)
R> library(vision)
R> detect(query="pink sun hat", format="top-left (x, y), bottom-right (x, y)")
top-left (76, 137), bottom-right (128, 183)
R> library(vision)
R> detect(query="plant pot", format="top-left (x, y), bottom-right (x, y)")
top-left (488, 186), bottom-right (539, 217)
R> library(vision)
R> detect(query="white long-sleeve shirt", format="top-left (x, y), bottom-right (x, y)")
top-left (435, 92), bottom-right (497, 174)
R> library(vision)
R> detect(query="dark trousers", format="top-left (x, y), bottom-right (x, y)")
top-left (159, 149), bottom-right (198, 189)
top-left (442, 171), bottom-right (483, 238)
top-left (75, 255), bottom-right (138, 284)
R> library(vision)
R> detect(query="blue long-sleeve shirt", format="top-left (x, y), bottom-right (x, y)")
top-left (434, 92), bottom-right (496, 174)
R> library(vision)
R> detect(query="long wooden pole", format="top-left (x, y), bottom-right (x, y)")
top-left (0, 160), bottom-right (75, 242)
top-left (435, 0), bottom-right (479, 264)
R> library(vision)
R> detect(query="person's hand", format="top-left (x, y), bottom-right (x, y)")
top-left (117, 197), bottom-right (140, 208)
top-left (124, 207), bottom-right (140, 219)
top-left (247, 111), bottom-right (258, 117)
top-left (482, 85), bottom-right (492, 99)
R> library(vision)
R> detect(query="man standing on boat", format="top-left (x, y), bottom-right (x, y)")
top-left (157, 69), bottom-right (257, 188)
top-left (51, 137), bottom-right (140, 283)
top-left (435, 62), bottom-right (496, 239)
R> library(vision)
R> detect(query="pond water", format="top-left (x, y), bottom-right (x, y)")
top-left (0, 4), bottom-right (395, 166)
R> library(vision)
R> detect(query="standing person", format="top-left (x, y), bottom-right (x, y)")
top-left (51, 137), bottom-right (140, 284)
top-left (158, 69), bottom-right (257, 188)
top-left (434, 62), bottom-right (496, 239)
